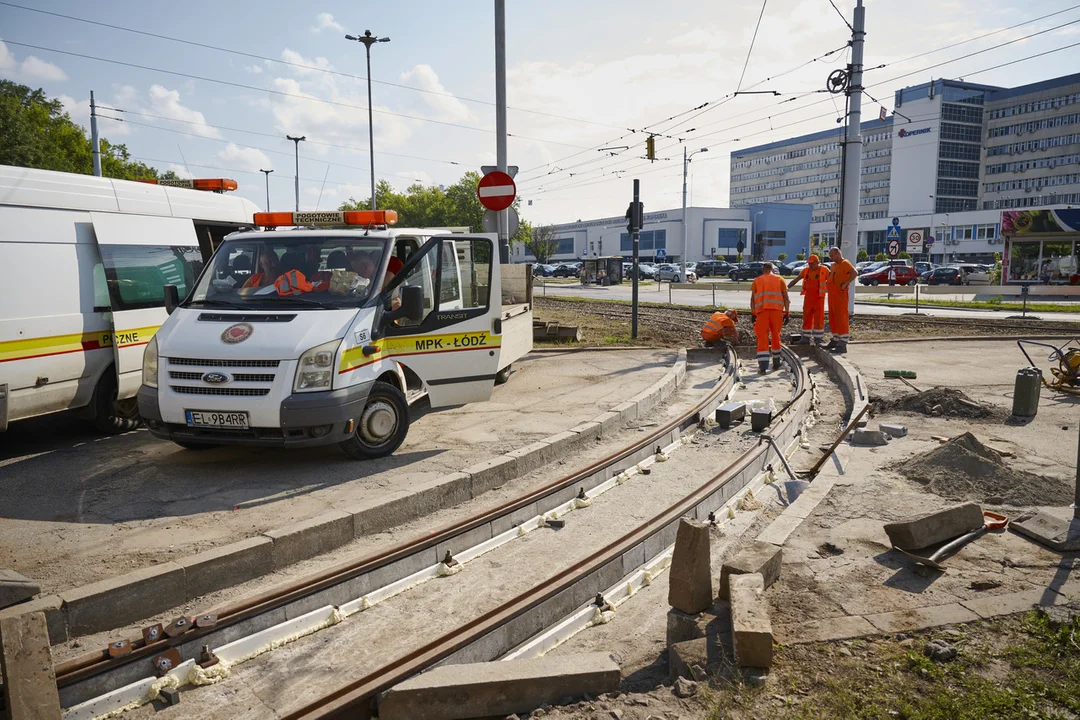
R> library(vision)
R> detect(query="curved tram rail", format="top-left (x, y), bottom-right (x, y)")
top-left (54, 346), bottom-right (813, 719)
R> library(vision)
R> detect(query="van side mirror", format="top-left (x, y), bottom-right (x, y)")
top-left (383, 284), bottom-right (425, 325)
top-left (164, 284), bottom-right (179, 315)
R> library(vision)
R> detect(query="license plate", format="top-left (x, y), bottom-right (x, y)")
top-left (185, 410), bottom-right (249, 429)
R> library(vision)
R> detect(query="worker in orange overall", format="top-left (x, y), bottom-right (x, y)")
top-left (750, 262), bottom-right (790, 373)
top-left (701, 309), bottom-right (738, 346)
top-left (826, 246), bottom-right (858, 353)
top-left (788, 254), bottom-right (828, 345)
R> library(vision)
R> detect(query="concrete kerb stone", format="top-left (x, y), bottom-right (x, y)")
top-left (263, 509), bottom-right (354, 571)
top-left (567, 420), bottom-right (603, 442)
top-left (61, 561), bottom-right (187, 637)
top-left (0, 594), bottom-right (67, 645)
top-left (465, 456), bottom-right (520, 495)
top-left (176, 536), bottom-right (273, 599)
top-left (591, 411), bottom-right (624, 437)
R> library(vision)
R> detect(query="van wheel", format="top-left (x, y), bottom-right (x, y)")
top-left (90, 371), bottom-right (142, 434)
top-left (339, 381), bottom-right (410, 460)
top-left (495, 365), bottom-right (513, 385)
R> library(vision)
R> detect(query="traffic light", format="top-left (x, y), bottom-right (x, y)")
top-left (737, 238), bottom-right (745, 254)
top-left (646, 136), bottom-right (656, 161)
top-left (625, 200), bottom-right (644, 234)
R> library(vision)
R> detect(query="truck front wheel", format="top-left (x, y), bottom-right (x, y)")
top-left (339, 381), bottom-right (410, 459)
top-left (90, 371), bottom-right (142, 434)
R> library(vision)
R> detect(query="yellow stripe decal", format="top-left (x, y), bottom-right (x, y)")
top-left (339, 330), bottom-right (502, 374)
top-left (0, 326), bottom-right (159, 363)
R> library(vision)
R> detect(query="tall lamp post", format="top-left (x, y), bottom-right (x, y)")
top-left (345, 30), bottom-right (390, 211)
top-left (680, 147), bottom-right (708, 282)
top-left (286, 135), bottom-right (306, 212)
top-left (259, 169), bottom-right (273, 211)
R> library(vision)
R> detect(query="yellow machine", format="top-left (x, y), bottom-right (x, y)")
top-left (1018, 340), bottom-right (1080, 396)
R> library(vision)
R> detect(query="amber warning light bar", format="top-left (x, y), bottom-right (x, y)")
top-left (253, 210), bottom-right (399, 227)
top-left (137, 178), bottom-right (238, 191)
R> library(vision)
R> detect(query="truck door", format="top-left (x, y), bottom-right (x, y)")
top-left (379, 234), bottom-right (501, 406)
top-left (90, 212), bottom-right (202, 398)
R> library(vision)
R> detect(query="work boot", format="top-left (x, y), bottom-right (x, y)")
top-left (772, 356), bottom-right (782, 370)
top-left (833, 342), bottom-right (848, 354)
top-left (825, 337), bottom-right (839, 350)
top-left (758, 360), bottom-right (769, 374)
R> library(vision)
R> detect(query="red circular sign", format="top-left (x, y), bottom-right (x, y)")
top-left (477, 171), bottom-right (516, 211)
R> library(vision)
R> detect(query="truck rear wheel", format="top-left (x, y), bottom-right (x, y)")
top-left (339, 381), bottom-right (410, 459)
top-left (495, 365), bottom-right (512, 385)
top-left (90, 371), bottom-right (142, 434)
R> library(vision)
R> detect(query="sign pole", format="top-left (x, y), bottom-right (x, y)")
top-left (494, 0), bottom-right (510, 264)
top-left (632, 179), bottom-right (640, 339)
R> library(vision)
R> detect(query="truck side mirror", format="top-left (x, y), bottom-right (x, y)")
top-left (383, 284), bottom-right (425, 325)
top-left (164, 284), bottom-right (179, 315)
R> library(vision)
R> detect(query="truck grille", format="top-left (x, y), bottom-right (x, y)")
top-left (170, 386), bottom-right (270, 397)
top-left (168, 371), bottom-right (276, 383)
top-left (167, 358), bottom-right (281, 368)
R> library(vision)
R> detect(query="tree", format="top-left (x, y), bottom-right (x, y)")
top-left (777, 252), bottom-right (788, 261)
top-left (898, 251), bottom-right (911, 259)
top-left (0, 80), bottom-right (165, 180)
top-left (857, 249), bottom-right (869, 262)
top-left (796, 253), bottom-right (805, 261)
top-left (525, 225), bottom-right (559, 264)
top-left (736, 253), bottom-right (744, 263)
top-left (874, 252), bottom-right (886, 261)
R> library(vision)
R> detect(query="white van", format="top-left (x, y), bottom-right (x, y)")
top-left (139, 209), bottom-right (532, 459)
top-left (0, 165), bottom-right (258, 433)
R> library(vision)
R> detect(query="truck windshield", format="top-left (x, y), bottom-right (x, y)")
top-left (186, 235), bottom-right (387, 308)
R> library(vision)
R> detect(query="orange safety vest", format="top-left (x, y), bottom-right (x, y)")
top-left (701, 312), bottom-right (736, 343)
top-left (244, 272), bottom-right (269, 289)
top-left (800, 265), bottom-right (828, 298)
top-left (751, 273), bottom-right (786, 313)
top-left (274, 270), bottom-right (314, 296)
top-left (828, 258), bottom-right (857, 291)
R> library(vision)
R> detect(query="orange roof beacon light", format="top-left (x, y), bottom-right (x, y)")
top-left (136, 178), bottom-right (239, 192)
top-left (252, 210), bottom-right (399, 228)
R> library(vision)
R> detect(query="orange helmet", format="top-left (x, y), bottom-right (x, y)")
top-left (808, 254), bottom-right (820, 264)
top-left (725, 309), bottom-right (739, 322)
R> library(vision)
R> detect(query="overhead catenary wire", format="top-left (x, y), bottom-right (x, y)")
top-left (826, 0), bottom-right (854, 31)
top-left (735, 0), bottom-right (770, 94)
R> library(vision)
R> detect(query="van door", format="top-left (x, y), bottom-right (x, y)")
top-left (90, 212), bottom-right (202, 397)
top-left (378, 234), bottom-right (501, 406)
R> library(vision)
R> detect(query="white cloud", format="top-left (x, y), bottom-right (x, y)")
top-left (148, 85), bottom-right (221, 138)
top-left (399, 65), bottom-right (471, 123)
top-left (0, 41), bottom-right (68, 82)
top-left (167, 164), bottom-right (194, 179)
top-left (310, 12), bottom-right (344, 35)
top-left (58, 92), bottom-right (131, 137)
top-left (218, 143), bottom-right (273, 173)
top-left (245, 64), bottom-right (263, 74)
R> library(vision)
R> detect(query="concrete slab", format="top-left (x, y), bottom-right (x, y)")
top-left (668, 637), bottom-right (716, 682)
top-left (176, 537), bottom-right (273, 599)
top-left (263, 510), bottom-right (354, 570)
top-left (719, 540), bottom-right (782, 600)
top-left (666, 608), bottom-right (707, 647)
top-left (668, 518), bottom-right (713, 614)
top-left (0, 568), bottom-right (40, 610)
top-left (883, 502), bottom-right (984, 551)
top-left (730, 574), bottom-right (772, 668)
top-left (60, 562), bottom-right (186, 636)
top-left (0, 612), bottom-right (62, 719)
top-left (0, 595), bottom-right (66, 645)
top-left (775, 614), bottom-right (877, 644)
top-left (863, 603), bottom-right (980, 633)
top-left (378, 652), bottom-right (621, 720)
top-left (961, 588), bottom-right (1069, 619)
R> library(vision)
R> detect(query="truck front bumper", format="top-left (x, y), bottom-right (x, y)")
top-left (138, 382), bottom-right (373, 448)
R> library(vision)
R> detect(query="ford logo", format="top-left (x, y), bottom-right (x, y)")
top-left (202, 372), bottom-right (232, 385)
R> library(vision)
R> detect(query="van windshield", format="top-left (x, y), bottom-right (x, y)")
top-left (186, 235), bottom-right (388, 309)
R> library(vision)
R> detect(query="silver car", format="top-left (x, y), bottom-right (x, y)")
top-left (657, 264), bottom-right (697, 283)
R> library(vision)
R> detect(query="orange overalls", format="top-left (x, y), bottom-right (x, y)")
top-left (701, 312), bottom-right (737, 345)
top-left (799, 264), bottom-right (828, 344)
top-left (274, 270), bottom-right (314, 296)
top-left (827, 258), bottom-right (857, 346)
top-left (751, 273), bottom-right (787, 370)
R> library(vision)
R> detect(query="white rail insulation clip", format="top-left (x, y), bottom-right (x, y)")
top-left (63, 659), bottom-right (196, 720)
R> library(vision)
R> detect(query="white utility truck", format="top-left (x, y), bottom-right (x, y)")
top-left (0, 165), bottom-right (257, 433)
top-left (139, 209), bottom-right (532, 458)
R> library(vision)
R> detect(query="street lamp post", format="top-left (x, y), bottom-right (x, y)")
top-left (680, 147), bottom-right (708, 282)
top-left (259, 169), bottom-right (273, 211)
top-left (346, 30), bottom-right (391, 212)
top-left (286, 136), bottom-right (306, 212)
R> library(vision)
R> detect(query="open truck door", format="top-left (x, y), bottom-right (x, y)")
top-left (376, 234), bottom-right (502, 406)
top-left (91, 212), bottom-right (202, 398)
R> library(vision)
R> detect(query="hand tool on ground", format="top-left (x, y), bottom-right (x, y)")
top-left (895, 511), bottom-right (1009, 571)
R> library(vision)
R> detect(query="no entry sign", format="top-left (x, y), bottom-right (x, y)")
top-left (887, 239), bottom-right (900, 257)
top-left (477, 171), bottom-right (516, 211)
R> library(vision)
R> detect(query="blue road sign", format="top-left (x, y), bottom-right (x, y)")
top-left (886, 226), bottom-right (901, 240)
top-left (891, 217), bottom-right (899, 227)
top-left (656, 249), bottom-right (666, 259)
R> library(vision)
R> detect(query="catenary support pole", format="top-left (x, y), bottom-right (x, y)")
top-left (90, 91), bottom-right (102, 177)
top-left (840, 0), bottom-right (865, 315)
top-left (632, 178), bottom-right (640, 339)
top-left (287, 135), bottom-right (306, 212)
top-left (495, 0), bottom-right (510, 263)
top-left (681, 146), bottom-right (688, 280)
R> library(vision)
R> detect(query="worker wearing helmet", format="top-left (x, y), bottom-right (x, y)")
top-left (750, 262), bottom-right (790, 373)
top-left (701, 309), bottom-right (738, 346)
top-left (788, 254), bottom-right (828, 345)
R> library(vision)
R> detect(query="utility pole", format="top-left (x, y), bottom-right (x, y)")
top-left (839, 0), bottom-right (866, 315)
top-left (681, 147), bottom-right (708, 281)
top-left (286, 135), bottom-right (305, 212)
top-left (494, 0), bottom-right (510, 263)
top-left (90, 91), bottom-right (102, 177)
top-left (628, 179), bottom-right (643, 339)
top-left (260, 169), bottom-right (273, 211)
top-left (345, 30), bottom-right (390, 211)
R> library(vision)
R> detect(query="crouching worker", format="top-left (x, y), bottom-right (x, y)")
top-left (701, 309), bottom-right (738, 347)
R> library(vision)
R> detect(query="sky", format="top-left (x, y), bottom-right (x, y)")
top-left (2, 0), bottom-right (1080, 227)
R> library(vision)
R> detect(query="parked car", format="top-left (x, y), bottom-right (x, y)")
top-left (858, 264), bottom-right (920, 286)
top-left (728, 262), bottom-right (766, 281)
top-left (533, 263), bottom-right (555, 277)
top-left (787, 261), bottom-right (808, 277)
top-left (622, 262), bottom-right (656, 279)
top-left (657, 264), bottom-right (697, 283)
top-left (696, 260), bottom-right (733, 277)
top-left (551, 263), bottom-right (580, 278)
top-left (858, 261), bottom-right (886, 275)
top-left (775, 262), bottom-right (797, 276)
top-left (855, 261), bottom-right (876, 273)
top-left (914, 261), bottom-right (934, 276)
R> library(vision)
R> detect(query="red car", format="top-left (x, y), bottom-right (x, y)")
top-left (858, 265), bottom-right (919, 286)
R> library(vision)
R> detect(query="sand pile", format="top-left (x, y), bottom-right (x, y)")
top-left (876, 387), bottom-right (995, 419)
top-left (900, 432), bottom-right (1073, 507)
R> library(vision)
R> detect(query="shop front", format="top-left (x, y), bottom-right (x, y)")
top-left (1002, 209), bottom-right (1080, 285)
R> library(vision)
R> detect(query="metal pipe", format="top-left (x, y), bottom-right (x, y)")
top-left (495, 0), bottom-right (510, 263)
top-left (807, 402), bottom-right (870, 476)
top-left (759, 434), bottom-right (798, 481)
top-left (365, 43), bottom-right (376, 211)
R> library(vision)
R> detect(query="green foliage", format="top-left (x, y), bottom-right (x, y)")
top-left (777, 252), bottom-right (788, 261)
top-left (874, 252), bottom-right (886, 261)
top-left (0, 80), bottom-right (163, 180)
top-left (526, 225), bottom-right (559, 264)
top-left (991, 251), bottom-right (1003, 284)
top-left (856, 249), bottom-right (869, 261)
top-left (898, 251), bottom-right (911, 259)
top-left (796, 253), bottom-right (805, 261)
top-left (736, 253), bottom-right (744, 263)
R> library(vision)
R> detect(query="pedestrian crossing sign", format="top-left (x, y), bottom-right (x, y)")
top-left (886, 226), bottom-right (900, 240)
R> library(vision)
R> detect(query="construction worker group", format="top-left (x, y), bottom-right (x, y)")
top-left (702, 246), bottom-right (857, 375)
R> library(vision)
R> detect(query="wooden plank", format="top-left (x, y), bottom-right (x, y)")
top-left (0, 612), bottom-right (62, 720)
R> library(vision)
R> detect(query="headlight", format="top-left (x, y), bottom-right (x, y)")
top-left (142, 336), bottom-right (159, 388)
top-left (294, 339), bottom-right (342, 393)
